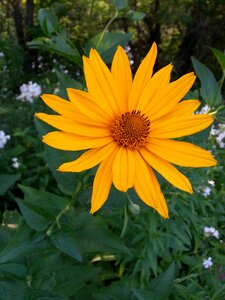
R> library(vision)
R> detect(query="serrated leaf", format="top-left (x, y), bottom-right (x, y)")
top-left (84, 32), bottom-right (131, 64)
top-left (51, 225), bottom-right (82, 261)
top-left (18, 185), bottom-right (69, 216)
top-left (191, 56), bottom-right (223, 106)
top-left (0, 174), bottom-right (21, 195)
top-left (16, 198), bottom-right (51, 231)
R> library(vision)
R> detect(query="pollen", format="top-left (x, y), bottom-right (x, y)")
top-left (111, 110), bottom-right (150, 150)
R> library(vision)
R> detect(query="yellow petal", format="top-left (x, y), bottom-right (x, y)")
top-left (91, 154), bottom-right (116, 214)
top-left (85, 49), bottom-right (122, 114)
top-left (112, 147), bottom-right (135, 192)
top-left (146, 73), bottom-right (196, 121)
top-left (40, 94), bottom-right (79, 120)
top-left (150, 114), bottom-right (213, 138)
top-left (147, 138), bottom-right (217, 167)
top-left (128, 42), bottom-right (157, 110)
top-left (133, 152), bottom-right (169, 218)
top-left (163, 100), bottom-right (201, 119)
top-left (136, 63), bottom-right (173, 112)
top-left (43, 131), bottom-right (112, 151)
top-left (111, 46), bottom-right (132, 111)
top-left (58, 142), bottom-right (117, 172)
top-left (83, 56), bottom-right (118, 118)
top-left (35, 113), bottom-right (110, 137)
top-left (140, 148), bottom-right (193, 193)
top-left (67, 88), bottom-right (111, 124)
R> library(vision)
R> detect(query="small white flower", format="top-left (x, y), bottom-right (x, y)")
top-left (0, 52), bottom-right (4, 58)
top-left (210, 126), bottom-right (219, 136)
top-left (202, 257), bottom-right (213, 269)
top-left (203, 226), bottom-right (219, 239)
top-left (202, 186), bottom-right (211, 197)
top-left (196, 104), bottom-right (210, 114)
top-left (12, 157), bottom-right (20, 169)
top-left (17, 81), bottom-right (42, 103)
top-left (208, 180), bottom-right (215, 186)
top-left (0, 130), bottom-right (10, 149)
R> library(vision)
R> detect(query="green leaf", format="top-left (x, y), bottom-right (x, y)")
top-left (210, 47), bottom-right (225, 70)
top-left (149, 262), bottom-right (175, 299)
top-left (54, 266), bottom-right (101, 296)
top-left (132, 289), bottom-right (156, 300)
top-left (18, 185), bottom-right (69, 218)
top-left (34, 118), bottom-right (81, 196)
top-left (109, 0), bottom-right (128, 10)
top-left (0, 221), bottom-right (35, 264)
top-left (74, 213), bottom-right (130, 254)
top-left (28, 34), bottom-right (81, 65)
top-left (16, 198), bottom-right (51, 231)
top-left (0, 174), bottom-right (21, 195)
top-left (0, 263), bottom-right (27, 278)
top-left (85, 32), bottom-right (131, 64)
top-left (38, 8), bottom-right (60, 35)
top-left (93, 280), bottom-right (131, 300)
top-left (51, 225), bottom-right (82, 261)
top-left (24, 288), bottom-right (68, 300)
top-left (191, 56), bottom-right (223, 106)
top-left (0, 281), bottom-right (27, 300)
top-left (127, 10), bottom-right (146, 21)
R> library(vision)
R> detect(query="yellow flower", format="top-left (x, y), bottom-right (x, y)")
top-left (35, 43), bottom-right (216, 218)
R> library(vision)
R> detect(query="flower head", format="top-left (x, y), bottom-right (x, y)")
top-left (12, 157), bottom-right (20, 169)
top-left (203, 226), bottom-right (219, 239)
top-left (0, 130), bottom-right (10, 149)
top-left (35, 43), bottom-right (216, 218)
top-left (202, 257), bottom-right (213, 269)
top-left (17, 81), bottom-right (42, 103)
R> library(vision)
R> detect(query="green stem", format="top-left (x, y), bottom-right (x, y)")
top-left (120, 204), bottom-right (128, 238)
top-left (95, 10), bottom-right (118, 50)
top-left (46, 181), bottom-right (82, 236)
top-left (89, 0), bottom-right (95, 17)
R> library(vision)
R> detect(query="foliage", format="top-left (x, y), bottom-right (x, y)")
top-left (1, 1), bottom-right (225, 299)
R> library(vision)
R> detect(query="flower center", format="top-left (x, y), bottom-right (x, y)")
top-left (111, 110), bottom-right (150, 150)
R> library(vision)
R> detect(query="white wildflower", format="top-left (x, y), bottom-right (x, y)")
top-left (12, 157), bottom-right (20, 169)
top-left (196, 104), bottom-right (210, 114)
top-left (0, 130), bottom-right (10, 149)
top-left (0, 52), bottom-right (4, 58)
top-left (210, 126), bottom-right (219, 136)
top-left (201, 186), bottom-right (211, 197)
top-left (208, 180), bottom-right (215, 186)
top-left (203, 226), bottom-right (220, 239)
top-left (202, 257), bottom-right (213, 269)
top-left (17, 81), bottom-right (42, 103)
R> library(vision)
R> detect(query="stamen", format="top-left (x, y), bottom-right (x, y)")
top-left (111, 110), bottom-right (150, 150)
